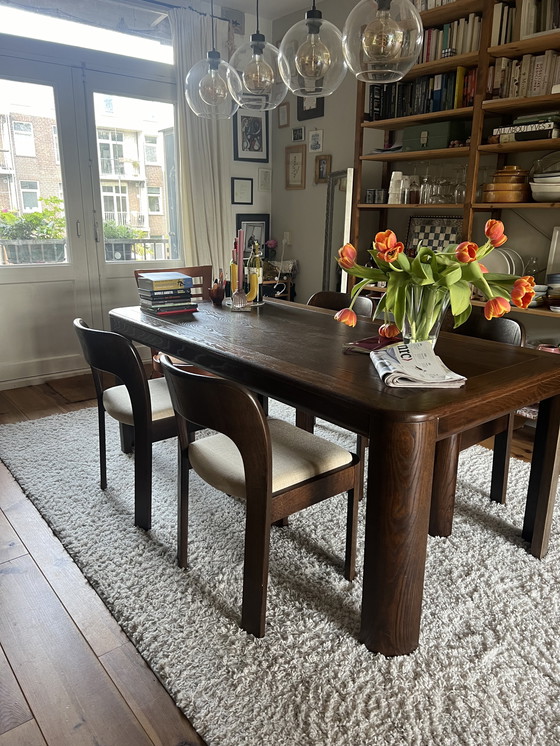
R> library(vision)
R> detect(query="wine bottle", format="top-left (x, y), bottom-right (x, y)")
top-left (246, 240), bottom-right (263, 303)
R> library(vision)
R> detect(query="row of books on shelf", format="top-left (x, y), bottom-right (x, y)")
top-left (367, 67), bottom-right (476, 120)
top-left (411, 0), bottom-right (454, 10)
top-left (520, 0), bottom-right (560, 39)
top-left (136, 272), bottom-right (198, 316)
top-left (419, 13), bottom-right (481, 63)
top-left (488, 50), bottom-right (560, 99)
top-left (491, 2), bottom-right (517, 47)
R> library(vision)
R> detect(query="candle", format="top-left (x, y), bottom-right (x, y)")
top-left (237, 229), bottom-right (244, 290)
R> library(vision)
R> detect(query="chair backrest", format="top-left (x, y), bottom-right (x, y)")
top-left (133, 265), bottom-right (212, 301)
top-left (307, 290), bottom-right (375, 318)
top-left (73, 318), bottom-right (151, 414)
top-left (444, 305), bottom-right (526, 346)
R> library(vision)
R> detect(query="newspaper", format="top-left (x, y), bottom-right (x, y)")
top-left (370, 341), bottom-right (466, 388)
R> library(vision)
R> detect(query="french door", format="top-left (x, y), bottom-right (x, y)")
top-left (0, 36), bottom-right (178, 387)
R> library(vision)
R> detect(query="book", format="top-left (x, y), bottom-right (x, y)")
top-left (138, 287), bottom-right (192, 297)
top-left (493, 121), bottom-right (558, 134)
top-left (136, 271), bottom-right (193, 291)
top-left (343, 335), bottom-right (402, 355)
top-left (518, 54), bottom-right (533, 97)
top-left (139, 298), bottom-right (198, 309)
top-left (370, 341), bottom-right (466, 388)
top-left (143, 306), bottom-right (198, 316)
top-left (498, 128), bottom-right (559, 142)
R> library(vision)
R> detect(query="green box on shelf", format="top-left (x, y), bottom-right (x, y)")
top-left (402, 121), bottom-right (468, 151)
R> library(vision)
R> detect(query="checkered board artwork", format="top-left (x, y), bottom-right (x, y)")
top-left (405, 216), bottom-right (462, 255)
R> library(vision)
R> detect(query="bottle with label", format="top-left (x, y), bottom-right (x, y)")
top-left (246, 240), bottom-right (263, 304)
top-left (229, 240), bottom-right (238, 294)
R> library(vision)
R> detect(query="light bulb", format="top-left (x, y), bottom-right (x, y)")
top-left (295, 33), bottom-right (332, 78)
top-left (362, 11), bottom-right (404, 61)
top-left (199, 68), bottom-right (229, 106)
top-left (243, 54), bottom-right (275, 95)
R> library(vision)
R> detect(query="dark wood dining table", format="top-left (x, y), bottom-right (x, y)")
top-left (109, 298), bottom-right (560, 657)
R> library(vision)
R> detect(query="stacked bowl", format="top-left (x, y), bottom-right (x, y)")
top-left (482, 166), bottom-right (530, 203)
top-left (530, 171), bottom-right (560, 202)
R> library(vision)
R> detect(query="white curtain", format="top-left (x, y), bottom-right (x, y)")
top-left (168, 8), bottom-right (234, 276)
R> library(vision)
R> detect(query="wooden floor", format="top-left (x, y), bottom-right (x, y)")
top-left (0, 374), bottom-right (535, 745)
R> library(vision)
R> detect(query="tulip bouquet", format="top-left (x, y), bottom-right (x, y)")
top-left (335, 220), bottom-right (535, 341)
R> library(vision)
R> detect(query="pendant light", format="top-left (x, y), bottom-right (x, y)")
top-left (278, 1), bottom-right (346, 98)
top-left (342, 0), bottom-right (423, 84)
top-left (229, 0), bottom-right (288, 111)
top-left (185, 0), bottom-right (242, 120)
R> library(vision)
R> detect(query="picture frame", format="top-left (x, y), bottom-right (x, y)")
top-left (231, 177), bottom-right (253, 205)
top-left (291, 126), bottom-right (305, 142)
top-left (277, 101), bottom-right (289, 128)
top-left (405, 215), bottom-right (463, 256)
top-left (258, 168), bottom-right (272, 192)
top-left (314, 154), bottom-right (331, 184)
top-left (546, 226), bottom-right (560, 276)
top-left (309, 129), bottom-right (323, 153)
top-left (297, 95), bottom-right (325, 121)
top-left (235, 213), bottom-right (270, 258)
top-left (285, 144), bottom-right (306, 190)
top-left (233, 110), bottom-right (269, 162)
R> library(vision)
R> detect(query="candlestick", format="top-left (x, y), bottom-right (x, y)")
top-left (237, 229), bottom-right (244, 290)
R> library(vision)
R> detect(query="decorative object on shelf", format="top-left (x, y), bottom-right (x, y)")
top-left (278, 0), bottom-right (346, 98)
top-left (231, 177), bottom-right (253, 205)
top-left (546, 227), bottom-right (560, 277)
top-left (335, 221), bottom-right (536, 345)
top-left (308, 128), bottom-right (323, 152)
top-left (291, 126), bottom-right (305, 142)
top-left (285, 144), bottom-right (306, 190)
top-left (314, 154), bottom-right (331, 184)
top-left (235, 214), bottom-right (270, 259)
top-left (277, 101), bottom-right (289, 128)
top-left (228, 0), bottom-right (288, 111)
top-left (405, 216), bottom-right (462, 256)
top-left (185, 0), bottom-right (241, 120)
top-left (233, 109), bottom-right (269, 162)
top-left (342, 0), bottom-right (423, 84)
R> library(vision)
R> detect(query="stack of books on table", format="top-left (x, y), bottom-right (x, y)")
top-left (136, 271), bottom-right (198, 316)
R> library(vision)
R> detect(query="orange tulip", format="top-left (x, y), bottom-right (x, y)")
top-left (484, 219), bottom-right (507, 247)
top-left (511, 275), bottom-right (535, 309)
top-left (484, 296), bottom-right (510, 320)
top-left (479, 263), bottom-right (488, 273)
top-left (379, 322), bottom-right (400, 339)
top-left (455, 241), bottom-right (478, 263)
top-left (334, 308), bottom-right (357, 327)
top-left (374, 230), bottom-right (404, 263)
top-left (338, 243), bottom-right (357, 269)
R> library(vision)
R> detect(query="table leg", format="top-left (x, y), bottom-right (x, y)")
top-left (522, 395), bottom-right (560, 559)
top-left (360, 417), bottom-right (437, 656)
top-left (429, 434), bottom-right (460, 537)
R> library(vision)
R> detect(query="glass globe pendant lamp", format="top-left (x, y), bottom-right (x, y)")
top-left (342, 0), bottom-right (423, 84)
top-left (278, 0), bottom-right (346, 98)
top-left (185, 0), bottom-right (242, 119)
top-left (228, 0), bottom-right (288, 111)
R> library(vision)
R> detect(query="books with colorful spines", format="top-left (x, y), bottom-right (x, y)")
top-left (136, 271), bottom-right (193, 291)
top-left (138, 288), bottom-right (192, 301)
top-left (139, 297), bottom-right (197, 309)
top-left (143, 306), bottom-right (198, 316)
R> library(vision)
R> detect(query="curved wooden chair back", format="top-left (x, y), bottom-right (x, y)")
top-left (307, 290), bottom-right (375, 318)
top-left (134, 265), bottom-right (212, 301)
top-left (448, 305), bottom-right (526, 346)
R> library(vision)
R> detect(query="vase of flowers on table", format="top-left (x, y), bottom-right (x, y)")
top-left (334, 220), bottom-right (535, 344)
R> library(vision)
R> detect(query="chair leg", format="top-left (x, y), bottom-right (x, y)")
top-left (489, 415), bottom-right (514, 504)
top-left (344, 487), bottom-right (359, 581)
top-left (296, 410), bottom-right (315, 433)
top-left (133, 426), bottom-right (152, 531)
top-left (119, 423), bottom-right (135, 453)
top-left (356, 435), bottom-right (367, 500)
top-left (98, 405), bottom-right (107, 490)
top-left (241, 500), bottom-right (271, 637)
top-left (177, 441), bottom-right (190, 568)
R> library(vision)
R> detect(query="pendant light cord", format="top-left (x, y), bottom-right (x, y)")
top-left (210, 0), bottom-right (216, 52)
top-left (256, 0), bottom-right (260, 34)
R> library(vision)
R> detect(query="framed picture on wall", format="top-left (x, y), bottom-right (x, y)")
top-left (231, 177), bottom-right (253, 205)
top-left (233, 110), bottom-right (269, 162)
top-left (285, 144), bottom-right (306, 190)
top-left (314, 154), bottom-right (331, 184)
top-left (297, 95), bottom-right (324, 121)
top-left (235, 213), bottom-right (270, 258)
top-left (258, 168), bottom-right (272, 192)
top-left (309, 129), bottom-right (323, 153)
top-left (291, 126), bottom-right (305, 142)
top-left (277, 101), bottom-right (289, 128)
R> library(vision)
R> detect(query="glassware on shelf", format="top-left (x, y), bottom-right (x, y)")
top-left (454, 165), bottom-right (467, 204)
top-left (419, 172), bottom-right (432, 204)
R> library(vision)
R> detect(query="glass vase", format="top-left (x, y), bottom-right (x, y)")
top-left (401, 284), bottom-right (450, 345)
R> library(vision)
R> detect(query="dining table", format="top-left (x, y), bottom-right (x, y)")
top-left (109, 298), bottom-right (560, 657)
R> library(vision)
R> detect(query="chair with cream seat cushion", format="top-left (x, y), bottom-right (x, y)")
top-left (160, 354), bottom-right (361, 638)
top-left (73, 318), bottom-right (177, 531)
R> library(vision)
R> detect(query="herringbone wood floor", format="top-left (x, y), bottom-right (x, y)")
top-left (0, 374), bottom-right (535, 744)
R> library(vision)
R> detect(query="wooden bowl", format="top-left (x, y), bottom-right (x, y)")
top-left (483, 182), bottom-right (529, 191)
top-left (482, 187), bottom-right (530, 202)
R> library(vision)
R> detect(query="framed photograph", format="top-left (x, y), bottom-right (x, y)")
top-left (285, 145), bottom-right (306, 190)
top-left (235, 213), bottom-right (270, 258)
top-left (405, 215), bottom-right (463, 256)
top-left (314, 154), bottom-right (331, 184)
top-left (277, 101), bottom-right (289, 128)
top-left (258, 168), bottom-right (272, 192)
top-left (233, 110), bottom-right (269, 162)
top-left (297, 95), bottom-right (324, 121)
top-left (309, 129), bottom-right (323, 153)
top-left (546, 226), bottom-right (560, 276)
top-left (292, 126), bottom-right (305, 142)
top-left (231, 177), bottom-right (253, 205)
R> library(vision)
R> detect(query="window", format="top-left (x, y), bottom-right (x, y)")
top-left (13, 121), bottom-right (35, 156)
top-left (52, 125), bottom-right (60, 163)
top-left (97, 129), bottom-right (124, 175)
top-left (102, 183), bottom-right (128, 223)
top-left (20, 180), bottom-right (39, 211)
top-left (147, 186), bottom-right (162, 213)
top-left (144, 135), bottom-right (158, 163)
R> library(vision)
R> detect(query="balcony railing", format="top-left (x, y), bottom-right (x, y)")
top-left (104, 211), bottom-right (146, 227)
top-left (0, 237), bottom-right (171, 264)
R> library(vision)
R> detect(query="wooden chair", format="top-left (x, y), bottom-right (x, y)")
top-left (307, 290), bottom-right (375, 319)
top-left (159, 355), bottom-right (362, 638)
top-left (73, 318), bottom-right (177, 531)
top-left (134, 265), bottom-right (213, 376)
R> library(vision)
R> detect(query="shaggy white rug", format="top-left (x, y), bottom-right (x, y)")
top-left (1, 404), bottom-right (559, 746)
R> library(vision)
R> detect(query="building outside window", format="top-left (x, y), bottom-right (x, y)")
top-left (13, 121), bottom-right (35, 157)
top-left (52, 125), bottom-right (60, 163)
top-left (102, 183), bottom-right (128, 223)
top-left (144, 135), bottom-right (158, 163)
top-left (20, 180), bottom-right (39, 211)
top-left (98, 129), bottom-right (124, 175)
top-left (147, 186), bottom-right (162, 213)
